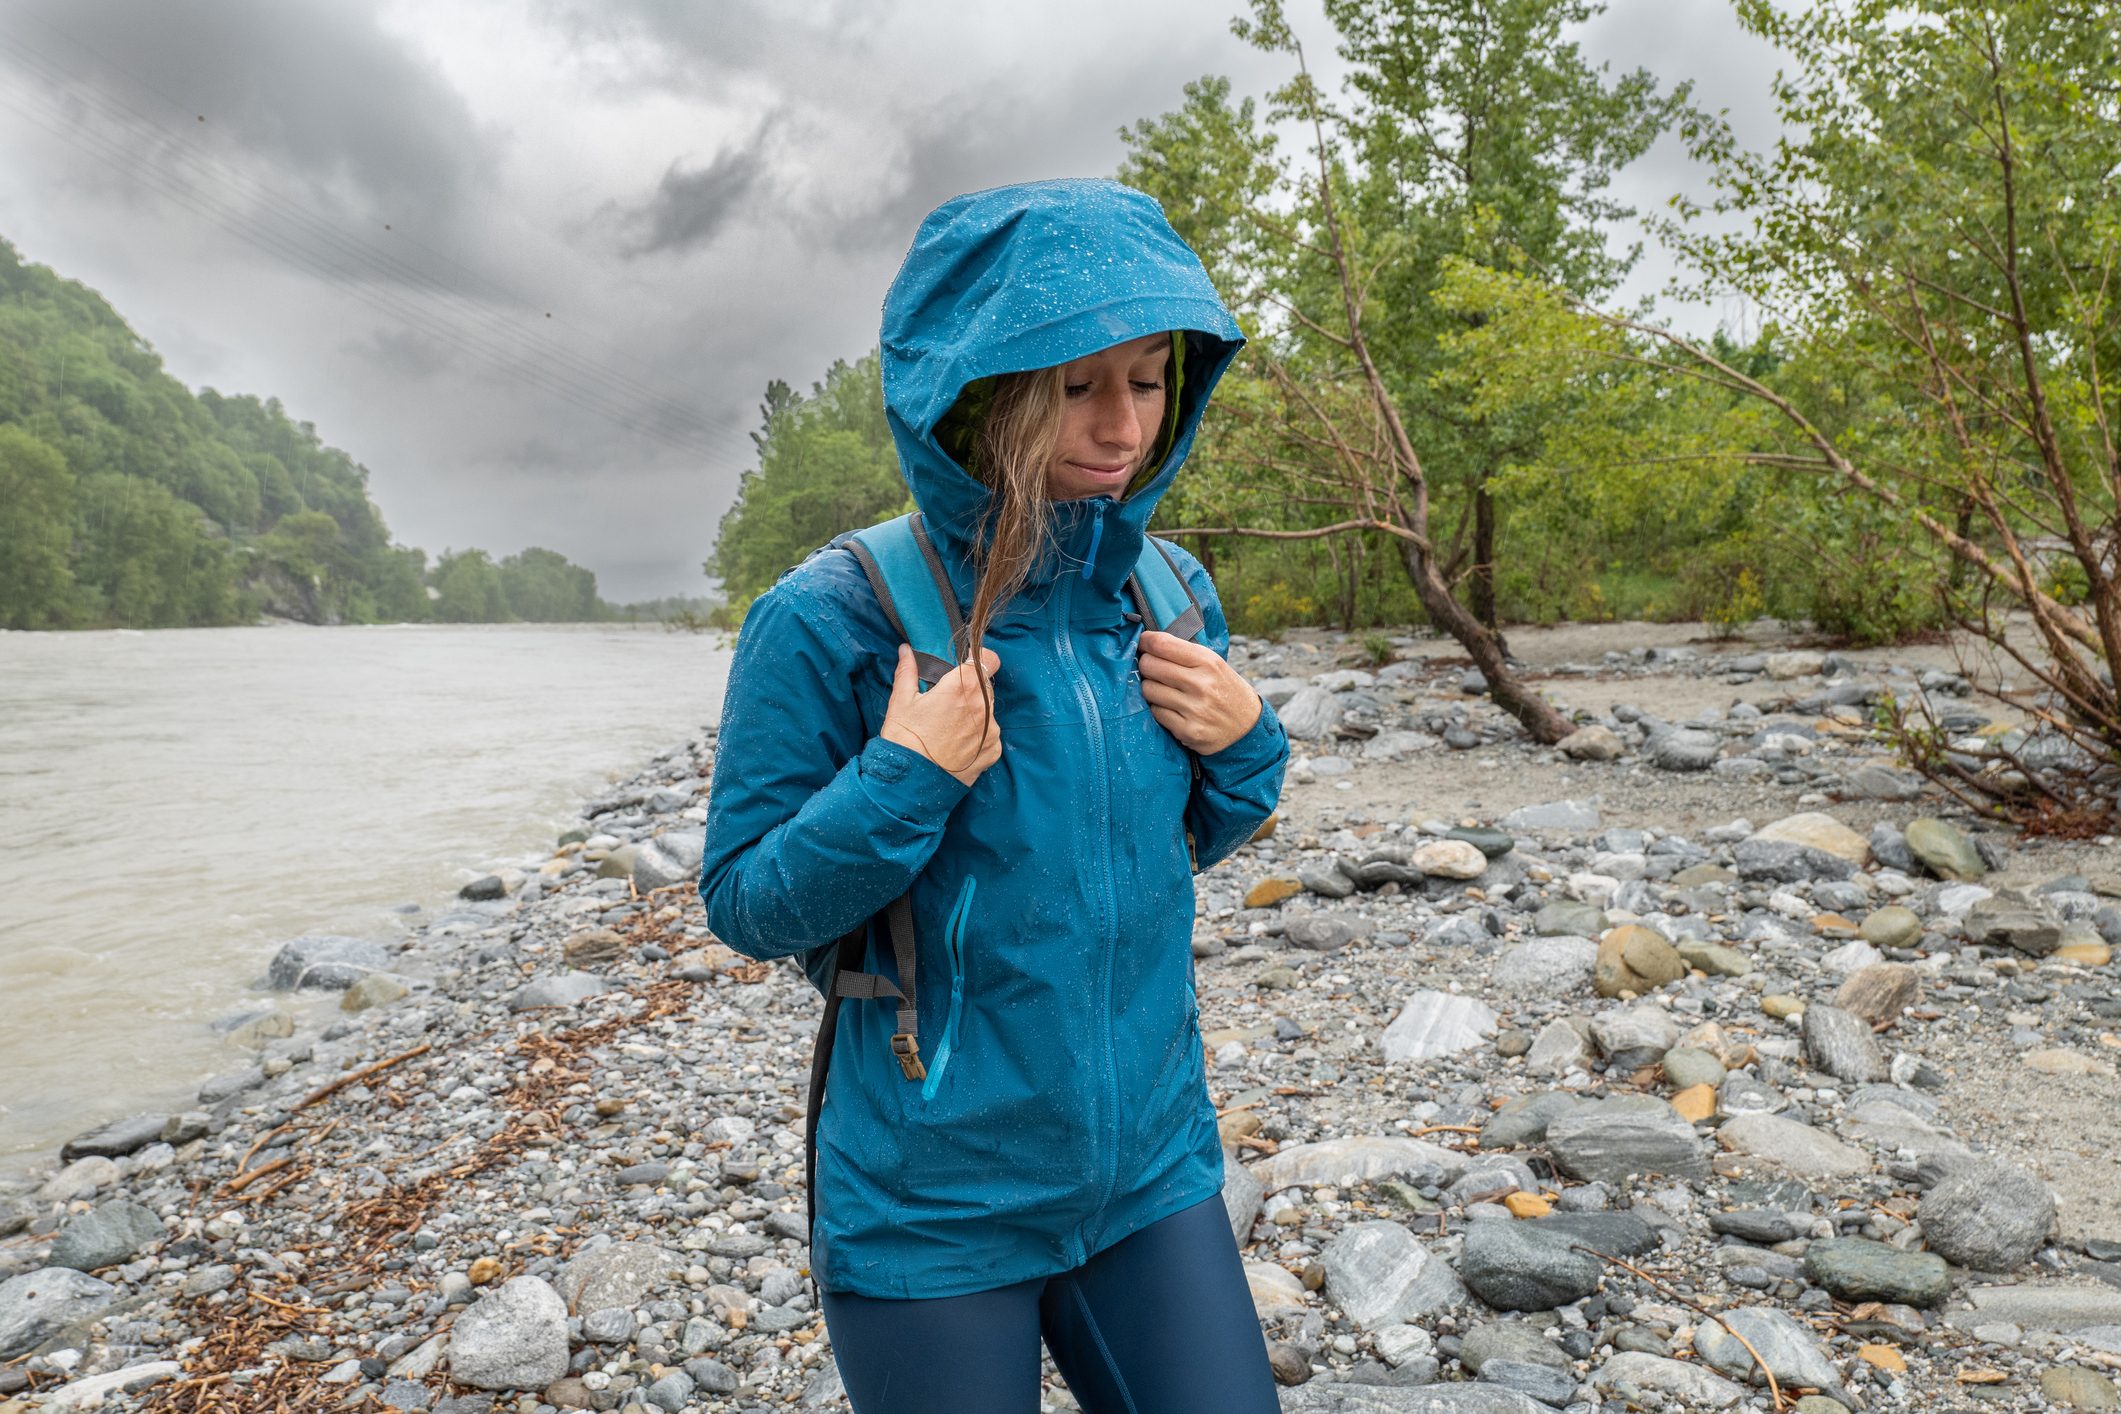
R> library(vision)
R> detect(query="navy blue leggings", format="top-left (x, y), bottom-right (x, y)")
top-left (818, 1193), bottom-right (1281, 1413)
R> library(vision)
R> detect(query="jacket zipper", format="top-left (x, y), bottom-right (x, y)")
top-left (919, 876), bottom-right (977, 1102)
top-left (1052, 498), bottom-right (1120, 1236)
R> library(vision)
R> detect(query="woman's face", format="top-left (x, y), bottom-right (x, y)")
top-left (1045, 332), bottom-right (1171, 501)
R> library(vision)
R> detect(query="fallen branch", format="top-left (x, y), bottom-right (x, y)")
top-left (297, 1043), bottom-right (432, 1110)
top-left (221, 1156), bottom-right (294, 1196)
top-left (1570, 1244), bottom-right (1788, 1412)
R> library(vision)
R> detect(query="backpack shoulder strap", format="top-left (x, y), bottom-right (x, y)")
top-left (1126, 534), bottom-right (1207, 643)
top-left (844, 512), bottom-right (963, 688)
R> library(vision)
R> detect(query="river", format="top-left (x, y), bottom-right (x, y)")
top-left (0, 623), bottom-right (732, 1168)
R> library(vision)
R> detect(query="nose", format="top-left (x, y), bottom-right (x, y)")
top-left (1089, 381), bottom-right (1141, 457)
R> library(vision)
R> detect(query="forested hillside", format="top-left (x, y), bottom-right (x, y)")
top-left (0, 238), bottom-right (620, 630)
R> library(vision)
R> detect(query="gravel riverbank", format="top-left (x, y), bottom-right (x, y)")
top-left (3, 619), bottom-right (2118, 1413)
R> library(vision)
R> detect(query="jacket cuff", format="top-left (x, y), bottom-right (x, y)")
top-left (857, 735), bottom-right (972, 825)
top-left (1203, 693), bottom-right (1284, 774)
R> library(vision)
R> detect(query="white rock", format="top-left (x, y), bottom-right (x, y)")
top-left (1380, 991), bottom-right (1498, 1063)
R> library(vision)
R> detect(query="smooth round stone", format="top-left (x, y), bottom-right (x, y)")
top-left (1447, 826), bottom-right (1516, 859)
top-left (1803, 1238), bottom-right (1950, 1307)
top-left (1859, 905), bottom-right (1923, 949)
top-left (1662, 1047), bottom-right (1727, 1091)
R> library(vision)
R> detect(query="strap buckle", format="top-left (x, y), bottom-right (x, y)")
top-left (890, 1031), bottom-right (928, 1082)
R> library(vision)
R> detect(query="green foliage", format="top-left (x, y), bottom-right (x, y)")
top-left (0, 237), bottom-right (635, 628)
top-left (0, 424), bottom-right (75, 628)
top-left (431, 549), bottom-right (510, 623)
top-left (707, 356), bottom-right (907, 622)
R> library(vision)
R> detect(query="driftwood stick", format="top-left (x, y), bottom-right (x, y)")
top-left (237, 1122), bottom-right (294, 1175)
top-left (222, 1156), bottom-right (294, 1195)
top-left (297, 1043), bottom-right (432, 1110)
top-left (1570, 1244), bottom-right (1788, 1412)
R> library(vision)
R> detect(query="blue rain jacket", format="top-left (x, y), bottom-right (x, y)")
top-left (697, 179), bottom-right (1289, 1299)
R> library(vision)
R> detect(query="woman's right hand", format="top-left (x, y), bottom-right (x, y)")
top-left (879, 644), bottom-right (1003, 786)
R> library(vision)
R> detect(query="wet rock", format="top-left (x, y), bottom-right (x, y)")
top-left (553, 1242), bottom-right (679, 1314)
top-left (1223, 1148), bottom-right (1265, 1243)
top-left (1559, 725), bottom-right (1622, 761)
top-left (48, 1200), bottom-right (163, 1272)
top-left (1246, 1261), bottom-right (1309, 1317)
top-left (1287, 915), bottom-right (1363, 952)
top-left (1802, 1238), bottom-right (1950, 1307)
top-left (1949, 1285), bottom-right (2121, 1332)
top-left (1647, 726), bottom-right (1721, 771)
top-left (266, 934), bottom-right (391, 991)
top-left (1591, 1352), bottom-right (1745, 1409)
top-left (1695, 1305), bottom-right (1843, 1395)
top-left (1802, 1003), bottom-right (1888, 1083)
top-left (1447, 826), bottom-right (1516, 858)
top-left (508, 971), bottom-right (615, 1011)
top-left (1735, 838), bottom-right (1857, 883)
top-left (1490, 938), bottom-right (1597, 998)
top-left (1279, 687), bottom-right (1345, 739)
top-left (1481, 1093), bottom-right (1585, 1150)
top-left (1545, 1096), bottom-right (1708, 1183)
top-left (1320, 1221), bottom-right (1466, 1327)
top-left (1411, 840), bottom-right (1487, 880)
top-left (1716, 1114), bottom-right (1870, 1179)
top-left (1918, 1158), bottom-right (2056, 1271)
top-left (2041, 1367), bottom-right (2121, 1411)
top-left (1590, 1005), bottom-right (1681, 1069)
top-left (1963, 892), bottom-right (2064, 956)
top-left (1750, 812), bottom-right (1870, 867)
top-left (1380, 991), bottom-right (1498, 1063)
top-left (1834, 964), bottom-right (1921, 1025)
top-left (341, 972), bottom-right (411, 1013)
top-left (1279, 1382), bottom-right (1552, 1412)
top-left (1459, 1218), bottom-right (1603, 1311)
top-left (447, 1276), bottom-right (569, 1391)
top-left (1502, 800), bottom-right (1602, 832)
top-left (0, 1268), bottom-right (115, 1360)
top-left (1905, 817), bottom-right (1986, 881)
top-left (1594, 925), bottom-right (1686, 999)
top-left (58, 1113), bottom-right (169, 1163)
top-left (1859, 905), bottom-right (1923, 949)
top-left (1525, 1019), bottom-right (1591, 1075)
top-left (1251, 1137), bottom-right (1469, 1192)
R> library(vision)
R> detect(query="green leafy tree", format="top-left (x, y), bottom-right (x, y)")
top-left (0, 424), bottom-right (75, 628)
top-left (430, 548), bottom-right (510, 623)
top-left (708, 355), bottom-right (906, 623)
top-left (499, 546), bottom-right (605, 621)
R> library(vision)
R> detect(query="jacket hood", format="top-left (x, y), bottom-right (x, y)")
top-left (879, 179), bottom-right (1244, 597)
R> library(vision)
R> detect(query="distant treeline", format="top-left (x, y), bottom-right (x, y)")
top-left (0, 239), bottom-right (685, 630)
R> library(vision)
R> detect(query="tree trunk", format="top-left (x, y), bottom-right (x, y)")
top-left (1395, 531), bottom-right (1570, 743)
top-left (1471, 474), bottom-right (1497, 629)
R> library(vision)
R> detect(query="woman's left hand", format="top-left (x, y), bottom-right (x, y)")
top-left (1137, 631), bottom-right (1264, 756)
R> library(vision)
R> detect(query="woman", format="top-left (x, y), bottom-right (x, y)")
top-left (698, 179), bottom-right (1289, 1413)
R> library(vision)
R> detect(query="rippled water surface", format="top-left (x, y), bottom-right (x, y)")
top-left (0, 623), bottom-right (731, 1164)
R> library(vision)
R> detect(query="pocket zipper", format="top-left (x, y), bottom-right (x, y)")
top-left (920, 875), bottom-right (977, 1101)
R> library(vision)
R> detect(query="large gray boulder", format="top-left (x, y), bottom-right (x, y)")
top-left (447, 1276), bottom-right (570, 1390)
top-left (0, 1268), bottom-right (116, 1359)
top-left (1459, 1219), bottom-right (1603, 1311)
top-left (266, 934), bottom-right (391, 990)
top-left (48, 1200), bottom-right (164, 1272)
top-left (1545, 1096), bottom-right (1708, 1183)
top-left (1319, 1221), bottom-right (1465, 1327)
top-left (1918, 1158), bottom-right (2056, 1271)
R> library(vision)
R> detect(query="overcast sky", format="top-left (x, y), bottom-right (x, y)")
top-left (0, 0), bottom-right (1786, 602)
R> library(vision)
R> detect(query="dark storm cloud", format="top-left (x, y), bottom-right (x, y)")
top-left (614, 142), bottom-right (772, 258)
top-left (0, 0), bottom-right (1784, 602)
top-left (1, 0), bottom-right (494, 262)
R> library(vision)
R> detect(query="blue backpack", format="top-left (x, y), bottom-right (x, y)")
top-left (795, 511), bottom-right (1209, 1233)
